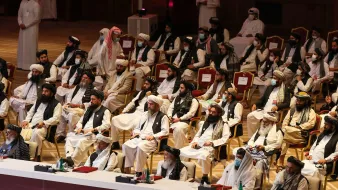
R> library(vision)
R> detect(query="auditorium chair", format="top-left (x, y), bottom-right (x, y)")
top-left (327, 30), bottom-right (338, 51)
top-left (5, 80), bottom-right (12, 97)
top-left (233, 72), bottom-right (254, 103)
top-left (226, 123), bottom-right (243, 161)
top-left (7, 63), bottom-right (16, 82)
top-left (40, 125), bottom-right (61, 162)
top-left (192, 66), bottom-right (216, 97)
top-left (119, 34), bottom-right (136, 61)
top-left (154, 62), bottom-right (169, 83)
top-left (148, 135), bottom-right (169, 174)
top-left (291, 27), bottom-right (309, 46)
top-left (265, 36), bottom-right (284, 50)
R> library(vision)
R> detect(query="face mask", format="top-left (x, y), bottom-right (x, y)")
top-left (288, 39), bottom-right (296, 46)
top-left (234, 158), bottom-right (242, 167)
top-left (271, 79), bottom-right (277, 86)
top-left (296, 69), bottom-right (302, 75)
top-left (75, 58), bottom-right (81, 65)
top-left (311, 54), bottom-right (317, 62)
top-left (253, 40), bottom-right (258, 47)
top-left (222, 94), bottom-right (227, 101)
top-left (248, 14), bottom-right (255, 21)
top-left (269, 56), bottom-right (275, 62)
top-left (312, 35), bottom-right (317, 39)
top-left (114, 38), bottom-right (120, 42)
top-left (137, 41), bottom-right (143, 48)
top-left (184, 46), bottom-right (189, 52)
top-left (199, 33), bottom-right (205, 40)
top-left (99, 35), bottom-right (104, 42)
top-left (206, 115), bottom-right (220, 123)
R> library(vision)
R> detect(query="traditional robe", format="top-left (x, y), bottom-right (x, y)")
top-left (196, 0), bottom-right (220, 28)
top-left (0, 136), bottom-right (30, 160)
top-left (303, 37), bottom-right (327, 55)
top-left (180, 120), bottom-right (230, 174)
top-left (240, 44), bottom-right (269, 73)
top-left (290, 76), bottom-right (313, 107)
top-left (40, 0), bottom-right (57, 19)
top-left (308, 61), bottom-right (330, 92)
top-left (218, 100), bottom-right (243, 130)
top-left (156, 160), bottom-right (188, 181)
top-left (0, 97), bottom-right (9, 130)
top-left (20, 99), bottom-right (62, 156)
top-left (122, 111), bottom-right (169, 172)
top-left (65, 105), bottom-right (111, 166)
top-left (199, 81), bottom-right (227, 112)
top-left (168, 95), bottom-right (199, 149)
top-left (103, 70), bottom-right (133, 113)
top-left (271, 170), bottom-right (309, 190)
top-left (84, 146), bottom-right (119, 171)
top-left (173, 49), bottom-right (205, 81)
top-left (53, 50), bottom-right (76, 79)
top-left (17, 0), bottom-right (41, 70)
top-left (28, 62), bottom-right (57, 83)
top-left (98, 40), bottom-right (124, 77)
top-left (196, 37), bottom-right (219, 66)
top-left (157, 77), bottom-right (180, 113)
top-left (324, 52), bottom-right (338, 82)
top-left (153, 33), bottom-right (181, 62)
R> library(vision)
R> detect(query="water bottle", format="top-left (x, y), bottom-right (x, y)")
top-left (239, 181), bottom-right (243, 190)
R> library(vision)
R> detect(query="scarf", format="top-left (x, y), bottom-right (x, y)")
top-left (240, 44), bottom-right (255, 65)
top-left (196, 36), bottom-right (212, 54)
top-left (105, 27), bottom-right (122, 60)
top-left (276, 83), bottom-right (285, 104)
top-left (318, 59), bottom-right (326, 78)
top-left (280, 172), bottom-right (304, 190)
top-left (295, 107), bottom-right (311, 125)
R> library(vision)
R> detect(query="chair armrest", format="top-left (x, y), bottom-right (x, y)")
top-left (319, 110), bottom-right (329, 114)
top-left (158, 135), bottom-right (169, 140)
top-left (310, 130), bottom-right (321, 135)
top-left (190, 117), bottom-right (201, 122)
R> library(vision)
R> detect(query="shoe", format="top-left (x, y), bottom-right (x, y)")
top-left (56, 136), bottom-right (66, 143)
top-left (136, 172), bottom-right (143, 177)
top-left (65, 157), bottom-right (74, 167)
top-left (200, 176), bottom-right (210, 185)
top-left (111, 142), bottom-right (120, 150)
top-left (35, 155), bottom-right (41, 162)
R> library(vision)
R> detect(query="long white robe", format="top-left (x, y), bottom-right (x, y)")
top-left (218, 101), bottom-right (243, 129)
top-left (156, 160), bottom-right (188, 181)
top-left (240, 45), bottom-right (269, 73)
top-left (152, 34), bottom-right (181, 62)
top-left (196, 0), bottom-right (220, 28)
top-left (17, 0), bottom-right (41, 70)
top-left (53, 50), bottom-right (76, 79)
top-left (271, 170), bottom-right (309, 190)
top-left (308, 61), bottom-right (330, 92)
top-left (84, 146), bottom-right (119, 171)
top-left (199, 81), bottom-right (224, 112)
top-left (40, 0), bottom-right (57, 19)
top-left (99, 41), bottom-right (124, 77)
top-left (122, 111), bottom-right (169, 172)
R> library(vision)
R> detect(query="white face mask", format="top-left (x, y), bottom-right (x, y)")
top-left (311, 54), bottom-right (317, 62)
top-left (269, 56), bottom-right (275, 62)
top-left (248, 14), bottom-right (255, 21)
top-left (184, 46), bottom-right (189, 52)
top-left (312, 35), bottom-right (317, 39)
top-left (75, 58), bottom-right (81, 65)
top-left (296, 69), bottom-right (302, 75)
top-left (253, 40), bottom-right (258, 47)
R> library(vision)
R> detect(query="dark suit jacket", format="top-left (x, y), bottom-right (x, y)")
top-left (255, 85), bottom-right (290, 111)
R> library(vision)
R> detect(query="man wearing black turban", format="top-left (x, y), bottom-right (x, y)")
top-left (0, 124), bottom-right (29, 160)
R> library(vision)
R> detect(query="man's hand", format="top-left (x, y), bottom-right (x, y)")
top-left (36, 122), bottom-right (45, 129)
top-left (146, 91), bottom-right (152, 96)
top-left (329, 111), bottom-right (337, 117)
top-left (117, 55), bottom-right (126, 59)
top-left (191, 142), bottom-right (198, 148)
top-left (214, 99), bottom-right (221, 103)
top-left (135, 64), bottom-right (142, 68)
top-left (83, 128), bottom-right (93, 134)
top-left (271, 106), bottom-right (278, 112)
top-left (131, 133), bottom-right (140, 139)
top-left (104, 91), bottom-right (110, 99)
top-left (146, 136), bottom-right (154, 141)
top-left (21, 121), bottom-right (29, 128)
top-left (11, 95), bottom-right (19, 99)
top-left (20, 24), bottom-right (26, 29)
top-left (75, 128), bottom-right (82, 134)
top-left (172, 118), bottom-right (180, 123)
top-left (256, 44), bottom-right (261, 50)
top-left (251, 104), bottom-right (257, 111)
top-left (317, 159), bottom-right (327, 164)
top-left (187, 64), bottom-right (195, 69)
top-left (204, 141), bottom-right (213, 146)
top-left (61, 66), bottom-right (70, 69)
top-left (62, 83), bottom-right (69, 88)
top-left (69, 85), bottom-right (76, 89)
top-left (307, 155), bottom-right (312, 160)
top-left (68, 103), bottom-right (79, 108)
top-left (296, 75), bottom-right (302, 81)
top-left (161, 95), bottom-right (169, 99)
top-left (237, 33), bottom-right (242, 37)
top-left (256, 145), bottom-right (265, 151)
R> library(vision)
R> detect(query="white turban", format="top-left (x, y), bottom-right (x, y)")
top-left (138, 33), bottom-right (150, 41)
top-left (96, 134), bottom-right (112, 144)
top-left (148, 95), bottom-right (163, 107)
top-left (30, 64), bottom-right (44, 73)
top-left (115, 59), bottom-right (129, 67)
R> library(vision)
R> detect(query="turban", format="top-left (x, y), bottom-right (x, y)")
top-left (209, 17), bottom-right (220, 25)
top-left (298, 62), bottom-right (311, 73)
top-left (263, 112), bottom-right (278, 123)
top-left (312, 26), bottom-right (321, 34)
top-left (163, 145), bottom-right (180, 158)
top-left (92, 90), bottom-right (104, 101)
top-left (115, 59), bottom-right (129, 67)
top-left (105, 26), bottom-right (123, 60)
top-left (295, 91), bottom-right (311, 99)
top-left (287, 156), bottom-right (304, 169)
top-left (75, 49), bottom-right (88, 59)
top-left (248, 7), bottom-right (259, 15)
top-left (227, 85), bottom-right (237, 97)
top-left (290, 32), bottom-right (301, 41)
top-left (273, 70), bottom-right (285, 81)
top-left (138, 33), bottom-right (150, 41)
top-left (324, 116), bottom-right (338, 127)
top-left (198, 26), bottom-right (209, 33)
top-left (315, 48), bottom-right (325, 57)
top-left (36, 49), bottom-right (48, 58)
top-left (180, 80), bottom-right (195, 91)
top-left (96, 134), bottom-right (112, 144)
top-left (222, 42), bottom-right (235, 53)
top-left (209, 103), bottom-right (225, 116)
top-left (148, 95), bottom-right (163, 107)
top-left (255, 33), bottom-right (266, 43)
top-left (42, 83), bottom-right (56, 95)
top-left (167, 64), bottom-right (179, 73)
top-left (30, 64), bottom-right (44, 73)
top-left (69, 36), bottom-right (80, 45)
top-left (83, 71), bottom-right (95, 82)
top-left (145, 76), bottom-right (158, 86)
top-left (111, 26), bottom-right (122, 35)
top-left (7, 124), bottom-right (22, 134)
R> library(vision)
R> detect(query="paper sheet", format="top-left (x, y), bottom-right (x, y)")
top-left (269, 42), bottom-right (278, 49)
top-left (238, 77), bottom-right (248, 85)
top-left (201, 74), bottom-right (212, 82)
top-left (122, 40), bottom-right (132, 48)
top-left (159, 70), bottom-right (168, 78)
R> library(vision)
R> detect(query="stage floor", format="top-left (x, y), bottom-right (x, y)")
top-left (0, 16), bottom-right (337, 189)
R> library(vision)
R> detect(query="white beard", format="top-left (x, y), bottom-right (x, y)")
top-left (162, 159), bottom-right (173, 169)
top-left (5, 137), bottom-right (15, 145)
top-left (258, 122), bottom-right (272, 136)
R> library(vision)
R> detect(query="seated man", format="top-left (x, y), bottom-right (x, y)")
top-left (247, 70), bottom-right (290, 138)
top-left (156, 145), bottom-right (187, 181)
top-left (304, 27), bottom-right (327, 59)
top-left (216, 148), bottom-right (256, 189)
top-left (229, 7), bottom-right (264, 56)
top-left (308, 48), bottom-right (330, 93)
top-left (245, 112), bottom-right (283, 189)
top-left (325, 39), bottom-right (338, 97)
top-left (290, 62), bottom-right (313, 107)
top-left (280, 32), bottom-right (306, 86)
top-left (28, 49), bottom-right (57, 83)
top-left (280, 92), bottom-right (316, 166)
top-left (209, 17), bottom-right (224, 44)
top-left (54, 36), bottom-right (80, 79)
top-left (180, 104), bottom-right (230, 183)
top-left (302, 116), bottom-right (338, 179)
top-left (196, 26), bottom-right (219, 66)
top-left (123, 95), bottom-right (169, 176)
top-left (65, 90), bottom-right (111, 167)
top-left (55, 72), bottom-right (95, 142)
top-left (271, 156), bottom-right (309, 190)
top-left (0, 58), bottom-right (8, 93)
top-left (197, 69), bottom-right (231, 112)
top-left (10, 64), bottom-right (45, 123)
top-left (103, 59), bottom-right (133, 113)
top-left (239, 33), bottom-right (269, 73)
top-left (130, 33), bottom-right (155, 91)
top-left (0, 124), bottom-right (29, 160)
top-left (173, 36), bottom-right (205, 81)
top-left (110, 77), bottom-right (158, 149)
top-left (0, 83), bottom-right (9, 131)
top-left (20, 84), bottom-right (62, 161)
top-left (56, 50), bottom-right (91, 102)
top-left (167, 81), bottom-right (199, 149)
top-left (320, 96), bottom-right (336, 112)
top-left (153, 23), bottom-right (181, 62)
top-left (84, 134), bottom-right (119, 171)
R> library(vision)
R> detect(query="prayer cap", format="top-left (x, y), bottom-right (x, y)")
top-left (7, 124), bottom-right (22, 134)
top-left (209, 103), bottom-right (225, 116)
top-left (163, 145), bottom-right (180, 158)
top-left (290, 32), bottom-right (301, 40)
top-left (263, 112), bottom-right (278, 123)
top-left (30, 64), bottom-right (44, 73)
top-left (111, 26), bottom-right (122, 35)
top-left (315, 48), bottom-right (325, 57)
top-left (180, 80), bottom-right (195, 91)
top-left (138, 33), bottom-right (150, 41)
top-left (273, 70), bottom-right (285, 81)
top-left (145, 76), bottom-right (158, 86)
top-left (248, 7), bottom-right (259, 15)
top-left (83, 71), bottom-right (95, 82)
top-left (255, 33), bottom-right (266, 43)
top-left (198, 26), bottom-right (209, 33)
top-left (148, 95), bottom-right (163, 107)
top-left (115, 59), bottom-right (129, 67)
top-left (287, 156), bottom-right (304, 169)
top-left (324, 116), bottom-right (338, 127)
top-left (75, 49), bottom-right (88, 59)
top-left (183, 36), bottom-right (193, 44)
top-left (42, 83), bottom-right (56, 95)
top-left (167, 64), bottom-right (179, 73)
top-left (209, 17), bottom-right (220, 25)
top-left (36, 49), bottom-right (48, 58)
top-left (92, 90), bottom-right (104, 101)
top-left (298, 62), bottom-right (311, 73)
top-left (69, 36), bottom-right (81, 45)
top-left (295, 91), bottom-right (311, 99)
top-left (227, 84), bottom-right (237, 97)
top-left (96, 134), bottom-right (112, 144)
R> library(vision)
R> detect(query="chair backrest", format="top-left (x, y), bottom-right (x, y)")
top-left (197, 67), bottom-right (216, 90)
top-left (116, 152), bottom-right (125, 171)
top-left (314, 114), bottom-right (321, 131)
top-left (233, 72), bottom-right (254, 93)
top-left (7, 63), bottom-right (16, 81)
top-left (119, 34), bottom-right (136, 58)
top-left (327, 30), bottom-right (338, 51)
top-left (223, 28), bottom-right (230, 43)
top-left (181, 161), bottom-right (196, 180)
top-left (155, 63), bottom-right (169, 82)
top-left (291, 27), bottom-right (309, 46)
top-left (154, 50), bottom-right (161, 64)
top-left (266, 36), bottom-right (285, 50)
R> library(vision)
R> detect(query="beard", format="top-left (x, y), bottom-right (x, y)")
top-left (65, 45), bottom-right (75, 53)
top-left (30, 75), bottom-right (41, 83)
top-left (206, 115), bottom-right (220, 123)
top-left (40, 95), bottom-right (53, 103)
top-left (90, 103), bottom-right (99, 110)
top-left (162, 159), bottom-right (173, 169)
top-left (116, 69), bottom-right (125, 76)
top-left (295, 104), bottom-right (305, 112)
top-left (79, 81), bottom-right (89, 89)
top-left (5, 136), bottom-right (15, 145)
top-left (323, 129), bottom-right (334, 136)
top-left (166, 74), bottom-right (175, 81)
top-left (234, 165), bottom-right (239, 170)
top-left (179, 90), bottom-right (188, 97)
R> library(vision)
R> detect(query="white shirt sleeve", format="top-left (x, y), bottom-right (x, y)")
top-left (139, 49), bottom-right (155, 67)
top-left (122, 92), bottom-right (140, 113)
top-left (23, 103), bottom-right (37, 123)
top-left (53, 51), bottom-right (65, 67)
top-left (43, 103), bottom-right (62, 127)
top-left (97, 109), bottom-right (112, 132)
top-left (0, 99), bottom-right (9, 117)
top-left (212, 122), bottom-right (230, 147)
top-left (104, 153), bottom-right (119, 171)
top-left (166, 37), bottom-right (181, 55)
top-left (296, 77), bottom-right (313, 92)
top-left (226, 103), bottom-right (243, 128)
top-left (325, 141), bottom-right (338, 162)
top-left (193, 49), bottom-right (206, 68)
top-left (321, 40), bottom-right (327, 54)
top-left (45, 65), bottom-right (57, 82)
top-left (173, 51), bottom-right (182, 66)
top-left (319, 62), bottom-right (330, 81)
top-left (179, 99), bottom-right (199, 121)
top-left (62, 66), bottom-right (71, 85)
top-left (264, 130), bottom-right (283, 152)
top-left (191, 122), bottom-right (204, 144)
top-left (257, 48), bottom-right (269, 62)
top-left (152, 35), bottom-right (162, 49)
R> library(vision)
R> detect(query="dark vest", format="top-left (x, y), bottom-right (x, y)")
top-left (161, 162), bottom-right (186, 180)
top-left (89, 148), bottom-right (118, 170)
top-left (172, 95), bottom-right (194, 122)
top-left (30, 99), bottom-right (59, 123)
top-left (200, 121), bottom-right (217, 137)
top-left (82, 106), bottom-right (108, 131)
top-left (221, 100), bottom-right (238, 121)
top-left (255, 46), bottom-right (267, 69)
top-left (283, 44), bottom-right (302, 73)
top-left (253, 126), bottom-right (281, 156)
top-left (58, 50), bottom-right (76, 67)
top-left (135, 46), bottom-right (151, 62)
top-left (298, 75), bottom-right (311, 93)
top-left (178, 50), bottom-right (199, 72)
top-left (315, 131), bottom-right (338, 174)
top-left (39, 62), bottom-right (53, 79)
top-left (71, 84), bottom-right (94, 103)
top-left (157, 34), bottom-right (177, 61)
top-left (140, 111), bottom-right (167, 134)
top-left (209, 27), bottom-right (224, 44)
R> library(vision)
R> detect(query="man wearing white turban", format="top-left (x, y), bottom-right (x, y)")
top-left (123, 95), bottom-right (169, 176)
top-left (10, 64), bottom-right (46, 123)
top-left (130, 33), bottom-right (155, 91)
